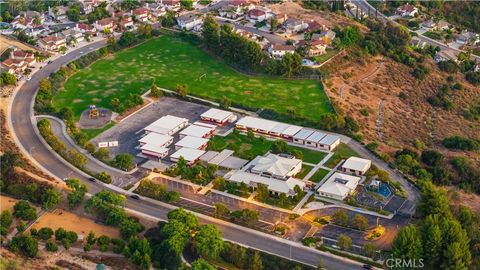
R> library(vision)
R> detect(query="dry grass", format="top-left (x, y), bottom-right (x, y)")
top-left (0, 195), bottom-right (19, 212)
top-left (0, 35), bottom-right (39, 54)
top-left (31, 209), bottom-right (121, 239)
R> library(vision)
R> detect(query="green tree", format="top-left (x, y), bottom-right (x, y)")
top-left (97, 235), bottom-right (110, 252)
top-left (124, 237), bottom-right (152, 269)
top-left (150, 82), bottom-right (162, 98)
top-left (9, 234), bottom-right (38, 258)
top-left (249, 250), bottom-right (263, 270)
top-left (58, 107), bottom-right (73, 120)
top-left (420, 215), bottom-right (442, 268)
top-left (191, 258), bottom-right (215, 270)
top-left (1, 73), bottom-right (17, 85)
top-left (195, 224), bottom-right (224, 259)
top-left (45, 240), bottom-right (58, 252)
top-left (65, 178), bottom-right (87, 208)
top-left (119, 218), bottom-right (143, 240)
top-left (337, 234), bottom-right (352, 250)
top-left (332, 209), bottom-right (349, 227)
top-left (0, 210), bottom-right (13, 236)
top-left (214, 202), bottom-right (230, 218)
top-left (41, 188), bottom-right (61, 210)
top-left (94, 147), bottom-right (110, 160)
top-left (442, 242), bottom-right (470, 270)
top-left (180, 0), bottom-right (193, 10)
top-left (255, 183), bottom-right (269, 202)
top-left (392, 225), bottom-right (422, 265)
top-left (37, 227), bottom-right (54, 240)
top-left (417, 181), bottom-right (451, 218)
top-left (66, 149), bottom-right (87, 168)
top-left (363, 243), bottom-right (376, 258)
top-left (13, 200), bottom-right (37, 221)
top-left (351, 214), bottom-right (369, 231)
top-left (113, 153), bottom-right (134, 171)
top-left (175, 84), bottom-right (188, 97)
top-left (202, 15), bottom-right (220, 51)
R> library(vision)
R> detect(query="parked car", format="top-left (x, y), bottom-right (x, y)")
top-left (362, 265), bottom-right (373, 270)
top-left (88, 177), bottom-right (96, 182)
top-left (130, 194), bottom-right (140, 200)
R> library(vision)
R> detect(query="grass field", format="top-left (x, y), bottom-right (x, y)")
top-left (296, 165), bottom-right (313, 179)
top-left (208, 133), bottom-right (328, 164)
top-left (324, 143), bottom-right (359, 168)
top-left (56, 35), bottom-right (332, 120)
top-left (309, 168), bottom-right (330, 183)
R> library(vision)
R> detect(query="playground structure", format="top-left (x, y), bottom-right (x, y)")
top-left (79, 106), bottom-right (112, 129)
top-left (89, 105), bottom-right (99, 119)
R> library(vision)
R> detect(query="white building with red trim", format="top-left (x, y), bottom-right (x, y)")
top-left (200, 108), bottom-right (235, 125)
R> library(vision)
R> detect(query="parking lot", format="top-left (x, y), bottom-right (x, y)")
top-left (91, 97), bottom-right (235, 161)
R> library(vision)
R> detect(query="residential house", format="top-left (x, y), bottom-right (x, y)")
top-left (475, 63), bottom-right (480, 72)
top-left (0, 48), bottom-right (36, 74)
top-left (79, 0), bottom-right (96, 14)
top-left (114, 12), bottom-right (134, 30)
top-left (177, 13), bottom-right (203, 31)
top-left (410, 37), bottom-right (427, 49)
top-left (21, 11), bottom-right (45, 24)
top-left (133, 7), bottom-right (150, 23)
top-left (247, 7), bottom-right (271, 23)
top-left (48, 5), bottom-right (68, 21)
top-left (436, 20), bottom-right (450, 31)
top-left (159, 0), bottom-right (181, 11)
top-left (74, 23), bottom-right (97, 36)
top-left (396, 4), bottom-right (418, 17)
top-left (456, 30), bottom-right (480, 45)
top-left (25, 25), bottom-right (49, 38)
top-left (268, 44), bottom-right (295, 58)
top-left (306, 20), bottom-right (324, 33)
top-left (146, 3), bottom-right (166, 19)
top-left (283, 18), bottom-right (308, 34)
top-left (312, 30), bottom-right (336, 45)
top-left (434, 51), bottom-right (455, 63)
top-left (61, 29), bottom-right (84, 45)
top-left (236, 29), bottom-right (268, 48)
top-left (218, 5), bottom-right (244, 19)
top-left (94, 18), bottom-right (116, 32)
top-left (38, 34), bottom-right (67, 51)
top-left (421, 19), bottom-right (436, 30)
top-left (307, 40), bottom-right (327, 56)
top-left (273, 13), bottom-right (288, 25)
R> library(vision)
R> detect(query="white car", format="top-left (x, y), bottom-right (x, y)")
top-left (26, 76), bottom-right (32, 81)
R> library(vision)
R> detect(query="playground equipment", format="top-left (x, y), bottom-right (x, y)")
top-left (88, 105), bottom-right (99, 119)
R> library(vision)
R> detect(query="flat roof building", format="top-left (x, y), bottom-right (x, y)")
top-left (200, 108), bottom-right (236, 125)
top-left (179, 124), bottom-right (215, 139)
top-left (199, 149), bottom-right (248, 170)
top-left (305, 131), bottom-right (327, 147)
top-left (226, 171), bottom-right (305, 197)
top-left (174, 136), bottom-right (209, 150)
top-left (341, 157), bottom-right (371, 176)
top-left (144, 115), bottom-right (189, 135)
top-left (317, 134), bottom-right (340, 151)
top-left (316, 172), bottom-right (360, 200)
top-left (138, 133), bottom-right (173, 148)
top-left (235, 116), bottom-right (302, 139)
top-left (140, 144), bottom-right (169, 159)
top-left (293, 129), bottom-right (315, 144)
top-left (170, 148), bottom-right (206, 165)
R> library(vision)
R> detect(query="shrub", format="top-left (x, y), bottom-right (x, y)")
top-left (442, 136), bottom-right (479, 151)
top-left (13, 201), bottom-right (37, 221)
top-left (94, 172), bottom-right (112, 184)
top-left (45, 240), bottom-right (58, 252)
top-left (37, 227), bottom-right (54, 240)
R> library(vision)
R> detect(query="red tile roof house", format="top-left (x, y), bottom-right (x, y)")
top-left (74, 23), bottom-right (98, 36)
top-left (38, 34), bottom-right (67, 51)
top-left (146, 3), bottom-right (166, 19)
top-left (396, 4), bottom-right (418, 17)
top-left (133, 7), bottom-right (150, 23)
top-left (93, 18), bottom-right (116, 32)
top-left (296, 39), bottom-right (327, 56)
top-left (159, 0), bottom-right (181, 11)
top-left (268, 44), bottom-right (295, 58)
top-left (247, 7), bottom-right (271, 23)
top-left (0, 50), bottom-right (35, 74)
top-left (113, 12), bottom-right (134, 30)
top-left (306, 20), bottom-right (324, 33)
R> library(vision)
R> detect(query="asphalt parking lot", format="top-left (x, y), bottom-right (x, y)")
top-left (91, 97), bottom-right (221, 159)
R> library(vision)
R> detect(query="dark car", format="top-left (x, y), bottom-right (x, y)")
top-left (88, 177), bottom-right (96, 182)
top-left (362, 265), bottom-right (373, 270)
top-left (130, 195), bottom-right (140, 200)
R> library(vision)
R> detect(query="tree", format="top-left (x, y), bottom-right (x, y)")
top-left (125, 237), bottom-right (152, 269)
top-left (240, 182), bottom-right (249, 197)
top-left (255, 183), bottom-right (269, 202)
top-left (150, 82), bottom-right (162, 98)
top-left (337, 234), bottom-right (352, 250)
top-left (175, 84), bottom-right (188, 97)
top-left (41, 188), bottom-right (61, 210)
top-left (37, 227), bottom-right (54, 240)
top-left (113, 153), bottom-right (134, 171)
top-left (45, 240), bottom-right (58, 252)
top-left (97, 235), bottom-right (110, 252)
top-left (392, 225), bottom-right (422, 264)
top-left (191, 259), bottom-right (215, 270)
top-left (249, 250), bottom-right (263, 270)
top-left (420, 215), bottom-right (443, 268)
top-left (110, 98), bottom-right (121, 111)
top-left (417, 181), bottom-right (451, 218)
top-left (13, 200), bottom-right (37, 221)
top-left (332, 209), bottom-right (349, 227)
top-left (278, 193), bottom-right (288, 208)
top-left (85, 142), bottom-right (96, 153)
top-left (119, 218), bottom-right (143, 240)
top-left (66, 178), bottom-right (87, 208)
top-left (363, 243), bottom-right (376, 258)
top-left (351, 214), bottom-right (369, 231)
top-left (214, 202), bottom-right (230, 218)
top-left (66, 149), bottom-right (87, 168)
top-left (195, 224), bottom-right (224, 259)
top-left (119, 31), bottom-right (136, 47)
top-left (421, 150), bottom-right (444, 167)
top-left (94, 147), bottom-right (110, 161)
top-left (202, 15), bottom-right (220, 51)
top-left (9, 235), bottom-right (38, 258)
top-left (1, 72), bottom-right (17, 85)
top-left (340, 26), bottom-right (363, 48)
top-left (59, 46), bottom-right (67, 54)
top-left (0, 210), bottom-right (13, 236)
top-left (442, 242), bottom-right (470, 270)
top-left (180, 0), bottom-right (193, 10)
top-left (138, 23), bottom-right (153, 38)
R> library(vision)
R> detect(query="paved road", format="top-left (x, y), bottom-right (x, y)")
top-left (8, 40), bottom-right (366, 270)
top-left (352, 0), bottom-right (479, 62)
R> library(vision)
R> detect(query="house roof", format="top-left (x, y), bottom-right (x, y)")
top-left (179, 124), bottom-right (214, 138)
top-left (306, 131), bottom-right (327, 143)
top-left (293, 128), bottom-right (314, 140)
top-left (209, 149), bottom-right (234, 165)
top-left (96, 18), bottom-right (114, 26)
top-left (177, 13), bottom-right (199, 23)
top-left (227, 170), bottom-right (305, 195)
top-left (200, 108), bottom-right (233, 122)
top-left (318, 134), bottom-right (340, 146)
top-left (138, 133), bottom-right (173, 147)
top-left (271, 44), bottom-right (295, 51)
top-left (317, 172), bottom-right (360, 197)
top-left (175, 136), bottom-right (209, 149)
top-left (170, 147), bottom-right (206, 162)
top-left (134, 7), bottom-right (149, 15)
top-left (236, 116), bottom-right (279, 131)
top-left (342, 156), bottom-right (371, 172)
top-left (397, 3), bottom-right (416, 13)
top-left (248, 8), bottom-right (266, 17)
top-left (140, 144), bottom-right (169, 154)
top-left (76, 23), bottom-right (94, 31)
top-left (306, 20), bottom-right (322, 32)
top-left (249, 153), bottom-right (301, 178)
top-left (144, 115), bottom-right (189, 135)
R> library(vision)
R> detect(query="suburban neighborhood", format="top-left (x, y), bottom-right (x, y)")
top-left (1, 0), bottom-right (479, 270)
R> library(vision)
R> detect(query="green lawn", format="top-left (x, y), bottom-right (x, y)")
top-left (309, 168), bottom-right (330, 183)
top-left (81, 121), bottom-right (115, 140)
top-left (313, 49), bottom-right (339, 63)
top-left (55, 35), bottom-right (332, 120)
top-left (296, 165), bottom-right (313, 179)
top-left (208, 133), bottom-right (328, 164)
top-left (324, 143), bottom-right (359, 168)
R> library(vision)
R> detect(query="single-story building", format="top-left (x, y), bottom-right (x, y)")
top-left (292, 128), bottom-right (315, 145)
top-left (396, 4), bottom-right (418, 17)
top-left (341, 156), bottom-right (371, 176)
top-left (133, 7), bottom-right (149, 22)
top-left (179, 124), bottom-right (215, 139)
top-left (144, 115), bottom-right (189, 136)
top-left (177, 13), bottom-right (203, 31)
top-left (304, 131), bottom-right (327, 148)
top-left (268, 44), bottom-right (295, 58)
top-left (235, 116), bottom-right (302, 140)
top-left (138, 133), bottom-right (173, 148)
top-left (199, 149), bottom-right (248, 170)
top-left (140, 144), bottom-right (169, 159)
top-left (316, 172), bottom-right (360, 200)
top-left (38, 34), bottom-right (67, 51)
top-left (317, 134), bottom-right (340, 151)
top-left (248, 153), bottom-right (302, 179)
top-left (200, 108), bottom-right (235, 125)
top-left (174, 136), bottom-right (209, 150)
top-left (170, 147), bottom-right (206, 165)
top-left (283, 18), bottom-right (308, 34)
top-left (192, 121), bottom-right (217, 129)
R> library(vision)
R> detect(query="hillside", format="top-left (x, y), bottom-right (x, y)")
top-left (321, 52), bottom-right (479, 164)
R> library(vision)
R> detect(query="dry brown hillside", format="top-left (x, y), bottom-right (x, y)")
top-left (322, 53), bottom-right (480, 165)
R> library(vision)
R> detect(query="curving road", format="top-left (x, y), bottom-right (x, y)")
top-left (8, 40), bottom-right (368, 269)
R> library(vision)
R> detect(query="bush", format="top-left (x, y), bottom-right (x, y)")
top-left (45, 240), bottom-right (58, 252)
top-left (94, 172), bottom-right (112, 184)
top-left (442, 136), bottom-right (479, 151)
top-left (8, 234), bottom-right (38, 257)
top-left (37, 227), bottom-right (54, 240)
top-left (13, 200), bottom-right (37, 221)
top-left (111, 153), bottom-right (134, 171)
